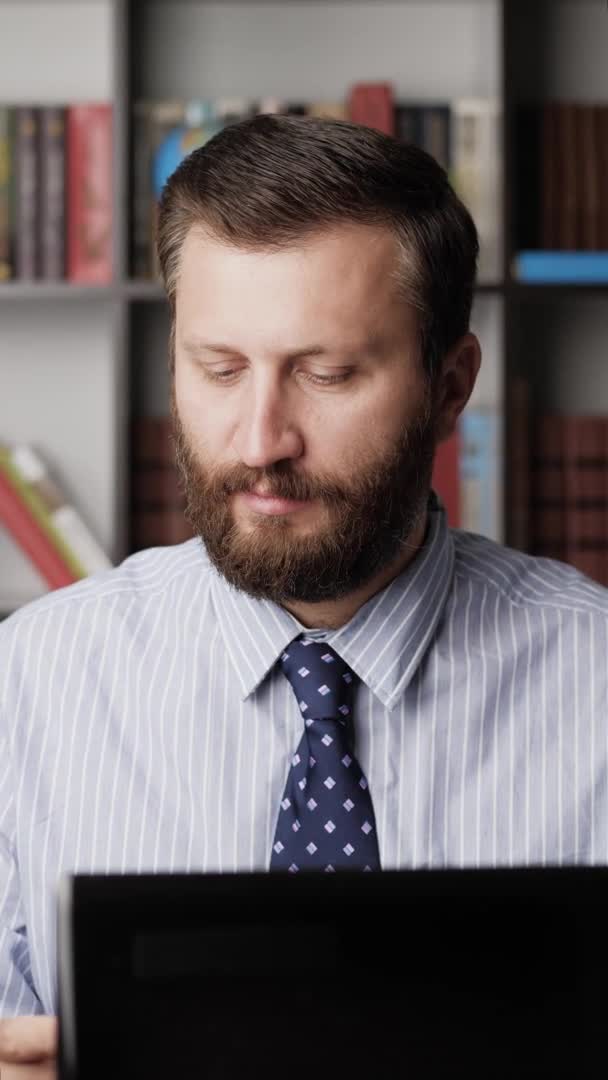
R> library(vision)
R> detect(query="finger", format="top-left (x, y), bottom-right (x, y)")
top-left (0, 1017), bottom-right (58, 1063)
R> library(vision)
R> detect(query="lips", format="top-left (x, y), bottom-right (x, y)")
top-left (239, 490), bottom-right (310, 515)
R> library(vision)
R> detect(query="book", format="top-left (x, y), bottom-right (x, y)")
top-left (459, 409), bottom-right (501, 542)
top-left (507, 374), bottom-right (530, 552)
top-left (557, 102), bottom-right (579, 250)
top-left (39, 105), bottom-right (67, 280)
top-left (9, 443), bottom-right (112, 575)
top-left (562, 415), bottom-right (608, 586)
top-left (0, 455), bottom-right (78, 590)
top-left (579, 104), bottom-right (601, 251)
top-left (307, 103), bottom-right (348, 121)
top-left (67, 103), bottom-right (113, 283)
top-left (147, 100), bottom-right (223, 280)
top-left (541, 102), bottom-right (557, 249)
top-left (597, 105), bottom-right (608, 248)
top-left (0, 105), bottom-right (15, 281)
top-left (131, 100), bottom-right (158, 280)
top-left (394, 104), bottom-right (423, 147)
top-left (394, 103), bottom-right (451, 171)
top-left (513, 251), bottom-right (608, 283)
top-left (347, 83), bottom-right (395, 135)
top-left (14, 105), bottom-right (39, 279)
top-left (420, 104), bottom-right (451, 172)
top-left (131, 416), bottom-right (194, 549)
top-left (529, 413), bottom-right (565, 564)
top-left (519, 101), bottom-right (607, 256)
top-left (451, 98), bottom-right (503, 283)
top-left (529, 413), bottom-right (608, 587)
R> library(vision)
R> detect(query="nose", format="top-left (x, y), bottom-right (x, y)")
top-left (232, 374), bottom-right (304, 469)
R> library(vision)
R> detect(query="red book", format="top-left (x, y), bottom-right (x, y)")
top-left (432, 429), bottom-right (460, 528)
top-left (347, 83), bottom-right (395, 135)
top-left (0, 465), bottom-right (78, 589)
top-left (67, 103), bottom-right (113, 283)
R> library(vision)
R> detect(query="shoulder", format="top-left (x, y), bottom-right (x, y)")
top-left (451, 528), bottom-right (608, 622)
top-left (0, 538), bottom-right (212, 655)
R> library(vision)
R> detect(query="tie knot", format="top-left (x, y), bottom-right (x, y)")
top-left (279, 637), bottom-right (357, 722)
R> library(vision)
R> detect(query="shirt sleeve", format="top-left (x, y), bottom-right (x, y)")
top-left (0, 722), bottom-right (44, 1016)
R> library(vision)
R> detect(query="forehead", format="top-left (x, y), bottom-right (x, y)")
top-left (175, 222), bottom-right (413, 344)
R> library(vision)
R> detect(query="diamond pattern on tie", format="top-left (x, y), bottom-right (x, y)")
top-left (269, 636), bottom-right (381, 872)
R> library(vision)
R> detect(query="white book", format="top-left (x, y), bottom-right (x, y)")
top-left (11, 444), bottom-right (113, 576)
top-left (451, 98), bottom-right (503, 285)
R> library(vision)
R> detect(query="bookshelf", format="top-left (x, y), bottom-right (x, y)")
top-left (1, 0), bottom-right (607, 612)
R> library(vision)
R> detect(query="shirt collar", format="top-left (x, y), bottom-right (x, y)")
top-left (209, 491), bottom-right (454, 713)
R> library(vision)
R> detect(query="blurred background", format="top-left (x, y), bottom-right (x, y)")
top-left (0, 0), bottom-right (607, 617)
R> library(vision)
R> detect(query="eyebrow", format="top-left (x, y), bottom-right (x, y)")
top-left (180, 337), bottom-right (380, 360)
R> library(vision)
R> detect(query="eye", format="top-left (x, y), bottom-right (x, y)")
top-left (203, 369), bottom-right (352, 386)
top-left (206, 369), bottom-right (239, 382)
top-left (300, 372), bottom-right (352, 386)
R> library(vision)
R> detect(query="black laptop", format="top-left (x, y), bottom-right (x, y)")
top-left (57, 867), bottom-right (608, 1078)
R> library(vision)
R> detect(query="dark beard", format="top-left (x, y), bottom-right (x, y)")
top-left (170, 386), bottom-right (436, 604)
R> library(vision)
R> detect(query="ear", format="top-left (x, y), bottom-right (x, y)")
top-left (433, 332), bottom-right (482, 444)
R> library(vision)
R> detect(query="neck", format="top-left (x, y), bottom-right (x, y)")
top-left (280, 510), bottom-right (429, 630)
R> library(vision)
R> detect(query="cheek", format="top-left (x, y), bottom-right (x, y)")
top-left (175, 375), bottom-right (222, 452)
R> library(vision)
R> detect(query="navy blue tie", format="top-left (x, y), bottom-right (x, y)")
top-left (270, 636), bottom-right (381, 872)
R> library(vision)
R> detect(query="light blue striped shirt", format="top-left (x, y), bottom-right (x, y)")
top-left (1, 493), bottom-right (608, 1017)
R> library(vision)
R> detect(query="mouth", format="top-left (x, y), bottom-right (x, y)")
top-left (238, 490), bottom-right (312, 516)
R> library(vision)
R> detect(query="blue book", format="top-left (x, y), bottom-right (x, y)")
top-left (514, 251), bottom-right (608, 283)
top-left (459, 409), bottom-right (501, 543)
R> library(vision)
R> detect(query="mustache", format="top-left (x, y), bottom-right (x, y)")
top-left (189, 459), bottom-right (346, 505)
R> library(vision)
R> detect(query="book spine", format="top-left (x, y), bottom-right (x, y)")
top-left (514, 252), bottom-right (608, 283)
top-left (451, 98), bottom-right (502, 283)
top-left (515, 104), bottom-right (541, 250)
top-left (67, 103), bottom-right (113, 283)
top-left (0, 462), bottom-right (78, 589)
top-left (541, 102), bottom-right (557, 249)
top-left (420, 105), bottom-right (451, 171)
top-left (432, 429), bottom-right (460, 528)
top-left (131, 509), bottom-right (194, 549)
top-left (131, 416), bottom-right (193, 549)
top-left (562, 415), bottom-right (608, 586)
top-left (11, 444), bottom-right (112, 574)
top-left (393, 104), bottom-right (423, 147)
top-left (132, 101), bottom-right (155, 279)
top-left (0, 105), bottom-right (14, 281)
top-left (14, 105), bottom-right (39, 280)
top-left (0, 447), bottom-right (86, 578)
top-left (579, 105), bottom-right (600, 251)
top-left (530, 414), bottom-right (564, 563)
top-left (131, 463), bottom-right (184, 504)
top-left (459, 409), bottom-right (500, 541)
top-left (598, 106), bottom-right (608, 249)
top-left (508, 374), bottom-right (530, 552)
top-left (39, 105), bottom-right (66, 279)
top-left (148, 101), bottom-right (187, 281)
top-left (307, 103), bottom-right (348, 120)
top-left (347, 83), bottom-right (395, 135)
top-left (557, 102), bottom-right (578, 250)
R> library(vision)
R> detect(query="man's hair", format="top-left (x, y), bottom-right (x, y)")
top-left (156, 113), bottom-right (479, 382)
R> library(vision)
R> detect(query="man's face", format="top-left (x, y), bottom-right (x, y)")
top-left (172, 221), bottom-right (437, 604)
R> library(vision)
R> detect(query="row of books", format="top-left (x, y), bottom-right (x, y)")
top-left (517, 102), bottom-right (608, 251)
top-left (0, 103), bottom-right (113, 282)
top-left (132, 85), bottom-right (502, 283)
top-left (529, 413), bottom-right (608, 588)
top-left (130, 408), bottom-right (504, 553)
top-left (0, 443), bottom-right (112, 589)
